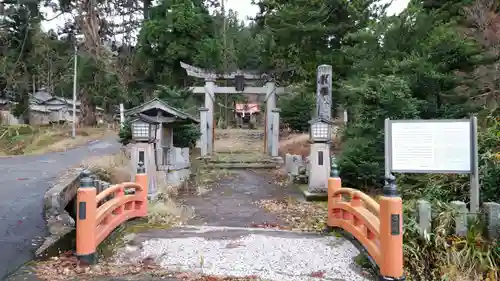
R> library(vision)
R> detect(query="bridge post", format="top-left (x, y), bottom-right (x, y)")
top-left (379, 174), bottom-right (404, 280)
top-left (76, 170), bottom-right (97, 265)
top-left (135, 161), bottom-right (148, 216)
top-left (327, 158), bottom-right (342, 228)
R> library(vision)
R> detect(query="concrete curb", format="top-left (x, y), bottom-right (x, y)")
top-left (37, 168), bottom-right (84, 257)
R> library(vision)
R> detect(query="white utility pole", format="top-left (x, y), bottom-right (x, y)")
top-left (72, 43), bottom-right (78, 139)
top-left (119, 103), bottom-right (125, 127)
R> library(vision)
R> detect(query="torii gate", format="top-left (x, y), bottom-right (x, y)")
top-left (180, 62), bottom-right (288, 157)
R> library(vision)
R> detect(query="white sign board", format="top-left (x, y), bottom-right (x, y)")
top-left (388, 120), bottom-right (472, 173)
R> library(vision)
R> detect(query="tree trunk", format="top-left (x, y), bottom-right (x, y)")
top-left (80, 89), bottom-right (97, 126)
top-left (143, 0), bottom-right (151, 20)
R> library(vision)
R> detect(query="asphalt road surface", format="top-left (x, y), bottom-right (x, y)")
top-left (0, 137), bottom-right (121, 280)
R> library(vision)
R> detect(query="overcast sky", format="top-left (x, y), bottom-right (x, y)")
top-left (42, 0), bottom-right (411, 32)
top-left (226, 0), bottom-right (411, 22)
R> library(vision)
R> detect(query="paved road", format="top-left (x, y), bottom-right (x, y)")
top-left (0, 137), bottom-right (121, 280)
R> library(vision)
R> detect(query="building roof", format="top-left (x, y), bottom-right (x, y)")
top-left (125, 98), bottom-right (199, 124)
top-left (32, 90), bottom-right (53, 102)
top-left (235, 103), bottom-right (260, 114)
top-left (31, 91), bottom-right (104, 111)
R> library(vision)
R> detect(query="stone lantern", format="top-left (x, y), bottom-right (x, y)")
top-left (307, 117), bottom-right (333, 196)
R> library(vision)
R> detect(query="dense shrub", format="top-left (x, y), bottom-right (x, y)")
top-left (336, 75), bottom-right (421, 190)
top-left (118, 120), bottom-right (132, 146)
top-left (279, 90), bottom-right (315, 132)
top-left (172, 124), bottom-right (201, 148)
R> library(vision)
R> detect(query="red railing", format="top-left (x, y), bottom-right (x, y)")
top-left (75, 163), bottom-right (148, 264)
top-left (327, 168), bottom-right (404, 281)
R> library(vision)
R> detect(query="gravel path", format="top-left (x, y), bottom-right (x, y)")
top-left (113, 170), bottom-right (372, 281)
top-left (116, 226), bottom-right (371, 281)
top-left (0, 137), bottom-right (121, 279)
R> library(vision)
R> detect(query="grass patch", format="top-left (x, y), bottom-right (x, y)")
top-left (0, 124), bottom-right (113, 156)
top-left (354, 252), bottom-right (373, 270)
top-left (214, 128), bottom-right (264, 154)
top-left (211, 151), bottom-right (268, 163)
top-left (296, 183), bottom-right (308, 193)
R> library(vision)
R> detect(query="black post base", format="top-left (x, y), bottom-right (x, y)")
top-left (323, 225), bottom-right (335, 233)
top-left (77, 252), bottom-right (97, 265)
top-left (380, 275), bottom-right (406, 281)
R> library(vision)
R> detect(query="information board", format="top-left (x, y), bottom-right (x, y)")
top-left (387, 120), bottom-right (473, 173)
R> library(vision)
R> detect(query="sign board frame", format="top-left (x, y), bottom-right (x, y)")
top-left (384, 117), bottom-right (480, 214)
top-left (385, 119), bottom-right (475, 174)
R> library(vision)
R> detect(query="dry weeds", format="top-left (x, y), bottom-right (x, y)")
top-left (214, 128), bottom-right (264, 153)
top-left (278, 133), bottom-right (310, 158)
top-left (81, 151), bottom-right (131, 184)
top-left (32, 127), bottom-right (114, 154)
top-left (0, 125), bottom-right (114, 156)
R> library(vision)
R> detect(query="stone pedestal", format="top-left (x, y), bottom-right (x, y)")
top-left (305, 142), bottom-right (330, 199)
top-left (130, 143), bottom-right (158, 199)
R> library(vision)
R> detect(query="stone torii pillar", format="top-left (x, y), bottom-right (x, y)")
top-left (204, 78), bottom-right (216, 155)
top-left (265, 80), bottom-right (276, 155)
top-left (198, 107), bottom-right (209, 156)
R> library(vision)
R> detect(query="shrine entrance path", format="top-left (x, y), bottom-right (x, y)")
top-left (112, 168), bottom-right (372, 281)
top-left (107, 129), bottom-right (373, 281)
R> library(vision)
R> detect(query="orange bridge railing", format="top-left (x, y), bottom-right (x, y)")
top-left (75, 162), bottom-right (148, 264)
top-left (327, 163), bottom-right (404, 281)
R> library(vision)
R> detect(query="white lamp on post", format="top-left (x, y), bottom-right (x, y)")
top-left (310, 118), bottom-right (332, 143)
top-left (131, 119), bottom-right (158, 142)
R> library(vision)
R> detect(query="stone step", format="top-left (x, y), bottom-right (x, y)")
top-left (204, 163), bottom-right (282, 169)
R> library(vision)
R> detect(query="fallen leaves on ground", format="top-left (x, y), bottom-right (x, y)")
top-left (174, 272), bottom-right (261, 280)
top-left (251, 168), bottom-right (289, 188)
top-left (257, 198), bottom-right (327, 232)
top-left (33, 251), bottom-right (162, 281)
top-left (250, 222), bottom-right (290, 230)
top-left (309, 270), bottom-right (326, 278)
top-left (33, 251), bottom-right (264, 281)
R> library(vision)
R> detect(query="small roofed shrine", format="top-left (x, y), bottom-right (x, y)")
top-left (235, 103), bottom-right (260, 128)
top-left (125, 98), bottom-right (199, 172)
